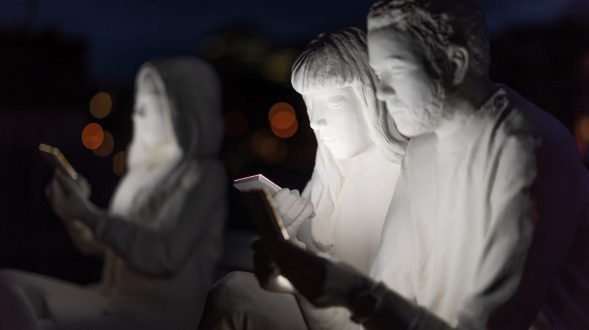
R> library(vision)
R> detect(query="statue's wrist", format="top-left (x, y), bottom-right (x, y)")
top-left (348, 281), bottom-right (387, 324)
top-left (80, 203), bottom-right (104, 229)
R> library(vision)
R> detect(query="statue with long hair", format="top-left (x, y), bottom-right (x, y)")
top-left (200, 27), bottom-right (407, 330)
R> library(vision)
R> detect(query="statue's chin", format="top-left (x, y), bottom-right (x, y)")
top-left (395, 116), bottom-right (440, 138)
top-left (329, 146), bottom-right (369, 161)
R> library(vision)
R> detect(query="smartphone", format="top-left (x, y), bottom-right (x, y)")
top-left (233, 174), bottom-right (281, 195)
top-left (242, 190), bottom-right (290, 240)
top-left (39, 143), bottom-right (79, 180)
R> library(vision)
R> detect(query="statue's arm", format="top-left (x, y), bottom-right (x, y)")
top-left (62, 218), bottom-right (106, 257)
top-left (353, 134), bottom-right (581, 330)
top-left (266, 239), bottom-right (452, 330)
top-left (352, 281), bottom-right (452, 330)
top-left (84, 161), bottom-right (227, 276)
top-left (468, 132), bottom-right (582, 328)
top-left (49, 173), bottom-right (106, 257)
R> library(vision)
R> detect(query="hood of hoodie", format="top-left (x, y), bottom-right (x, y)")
top-left (135, 57), bottom-right (223, 159)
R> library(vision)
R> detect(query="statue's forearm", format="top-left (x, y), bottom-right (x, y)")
top-left (350, 282), bottom-right (453, 330)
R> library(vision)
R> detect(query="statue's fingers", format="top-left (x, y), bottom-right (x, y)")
top-left (290, 202), bottom-right (314, 231)
top-left (272, 188), bottom-right (291, 204)
top-left (269, 243), bottom-right (325, 301)
top-left (288, 197), bottom-right (314, 223)
top-left (55, 170), bottom-right (76, 195)
top-left (277, 193), bottom-right (299, 216)
top-left (285, 198), bottom-right (306, 219)
top-left (50, 176), bottom-right (67, 199)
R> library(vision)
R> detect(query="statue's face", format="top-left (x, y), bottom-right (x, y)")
top-left (303, 86), bottom-right (372, 160)
top-left (368, 27), bottom-right (445, 137)
top-left (133, 86), bottom-right (172, 148)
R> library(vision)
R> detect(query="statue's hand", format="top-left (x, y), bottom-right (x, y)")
top-left (75, 174), bottom-right (91, 198)
top-left (267, 239), bottom-right (372, 309)
top-left (272, 188), bottom-right (314, 238)
top-left (47, 170), bottom-right (95, 223)
top-left (252, 239), bottom-right (297, 294)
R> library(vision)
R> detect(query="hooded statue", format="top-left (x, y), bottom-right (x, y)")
top-left (0, 56), bottom-right (227, 330)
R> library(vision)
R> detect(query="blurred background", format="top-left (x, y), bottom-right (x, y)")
top-left (0, 0), bottom-right (588, 283)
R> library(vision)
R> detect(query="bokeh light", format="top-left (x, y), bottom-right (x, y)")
top-left (224, 110), bottom-right (249, 137)
top-left (271, 111), bottom-right (296, 130)
top-left (113, 151), bottom-right (126, 176)
top-left (268, 102), bottom-right (298, 138)
top-left (240, 38), bottom-right (267, 66)
top-left (89, 92), bottom-right (112, 119)
top-left (81, 123), bottom-right (105, 150)
top-left (575, 115), bottom-right (589, 156)
top-left (272, 120), bottom-right (299, 139)
top-left (263, 50), bottom-right (298, 83)
top-left (250, 129), bottom-right (288, 163)
top-left (94, 131), bottom-right (114, 157)
top-left (201, 35), bottom-right (227, 59)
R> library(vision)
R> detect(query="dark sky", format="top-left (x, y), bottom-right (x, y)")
top-left (0, 0), bottom-right (584, 82)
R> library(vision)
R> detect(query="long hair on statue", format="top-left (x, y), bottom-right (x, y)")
top-left (291, 27), bottom-right (408, 250)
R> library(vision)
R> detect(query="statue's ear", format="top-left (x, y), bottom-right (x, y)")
top-left (447, 45), bottom-right (469, 85)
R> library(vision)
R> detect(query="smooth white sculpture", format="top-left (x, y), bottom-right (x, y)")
top-left (289, 27), bottom-right (406, 268)
top-left (199, 27), bottom-right (408, 330)
top-left (256, 1), bottom-right (589, 329)
top-left (0, 56), bottom-right (227, 330)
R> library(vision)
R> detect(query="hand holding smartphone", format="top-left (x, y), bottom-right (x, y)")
top-left (233, 174), bottom-right (281, 195)
top-left (242, 190), bottom-right (290, 240)
top-left (39, 143), bottom-right (79, 180)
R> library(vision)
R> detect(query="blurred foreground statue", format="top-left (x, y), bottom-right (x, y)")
top-left (0, 57), bottom-right (227, 330)
top-left (255, 0), bottom-right (589, 329)
top-left (200, 27), bottom-right (408, 330)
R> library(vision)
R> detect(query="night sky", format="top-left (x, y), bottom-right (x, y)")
top-left (1, 0), bottom-right (585, 83)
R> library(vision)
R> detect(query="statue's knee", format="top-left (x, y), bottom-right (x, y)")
top-left (207, 271), bottom-right (260, 311)
top-left (0, 268), bottom-right (20, 286)
top-left (0, 269), bottom-right (25, 303)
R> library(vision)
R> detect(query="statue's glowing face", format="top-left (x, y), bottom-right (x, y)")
top-left (303, 86), bottom-right (372, 160)
top-left (133, 85), bottom-right (172, 148)
top-left (368, 27), bottom-right (445, 137)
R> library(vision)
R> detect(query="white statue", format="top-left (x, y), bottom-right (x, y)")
top-left (199, 27), bottom-right (408, 330)
top-left (254, 0), bottom-right (589, 329)
top-left (0, 57), bottom-right (227, 330)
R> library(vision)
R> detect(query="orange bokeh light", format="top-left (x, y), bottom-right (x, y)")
top-left (94, 131), bottom-right (114, 157)
top-left (82, 123), bottom-right (104, 150)
top-left (268, 102), bottom-right (294, 121)
top-left (271, 111), bottom-right (296, 130)
top-left (89, 92), bottom-right (112, 119)
top-left (268, 102), bottom-right (298, 138)
top-left (250, 129), bottom-right (288, 163)
top-left (576, 116), bottom-right (589, 143)
top-left (272, 121), bottom-right (298, 139)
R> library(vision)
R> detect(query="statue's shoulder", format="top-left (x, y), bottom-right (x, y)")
top-left (501, 86), bottom-right (570, 140)
top-left (493, 87), bottom-right (579, 167)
